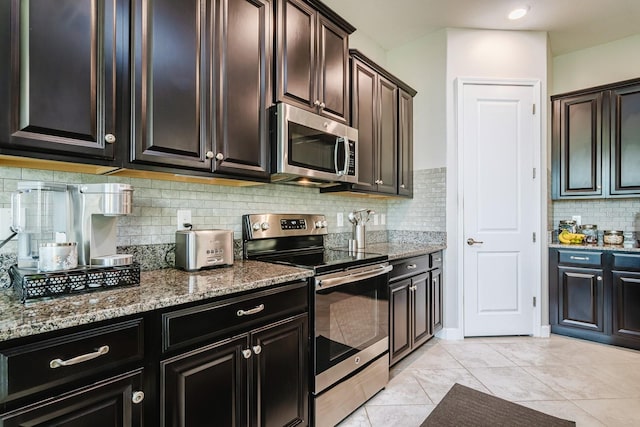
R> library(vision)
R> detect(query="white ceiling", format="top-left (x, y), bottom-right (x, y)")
top-left (321, 0), bottom-right (640, 55)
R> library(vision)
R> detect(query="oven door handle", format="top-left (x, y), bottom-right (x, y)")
top-left (316, 264), bottom-right (393, 290)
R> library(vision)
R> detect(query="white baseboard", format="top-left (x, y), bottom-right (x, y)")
top-left (538, 325), bottom-right (551, 338)
top-left (436, 327), bottom-right (464, 340)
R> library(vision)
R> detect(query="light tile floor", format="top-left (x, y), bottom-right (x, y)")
top-left (338, 334), bottom-right (640, 427)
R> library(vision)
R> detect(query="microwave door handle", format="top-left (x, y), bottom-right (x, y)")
top-left (341, 136), bottom-right (350, 176)
top-left (334, 137), bottom-right (342, 176)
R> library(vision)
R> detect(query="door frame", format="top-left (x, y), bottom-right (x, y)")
top-left (455, 77), bottom-right (544, 337)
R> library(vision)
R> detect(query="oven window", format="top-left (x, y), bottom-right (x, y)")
top-left (314, 274), bottom-right (388, 374)
top-left (288, 122), bottom-right (345, 173)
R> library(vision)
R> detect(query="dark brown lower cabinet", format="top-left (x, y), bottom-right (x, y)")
top-left (612, 271), bottom-right (640, 341)
top-left (1, 370), bottom-right (144, 427)
top-left (389, 253), bottom-right (443, 366)
top-left (557, 266), bottom-right (605, 332)
top-left (161, 314), bottom-right (308, 427)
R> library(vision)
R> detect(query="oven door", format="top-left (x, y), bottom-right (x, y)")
top-left (313, 263), bottom-right (391, 393)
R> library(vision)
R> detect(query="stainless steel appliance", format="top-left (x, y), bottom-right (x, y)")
top-left (271, 103), bottom-right (359, 185)
top-left (175, 229), bottom-right (234, 271)
top-left (70, 183), bottom-right (134, 266)
top-left (243, 213), bottom-right (391, 427)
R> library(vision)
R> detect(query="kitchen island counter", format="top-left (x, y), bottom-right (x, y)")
top-left (0, 260), bottom-right (313, 342)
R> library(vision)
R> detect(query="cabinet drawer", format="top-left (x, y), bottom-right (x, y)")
top-left (162, 281), bottom-right (307, 353)
top-left (0, 318), bottom-right (144, 403)
top-left (558, 250), bottom-right (602, 266)
top-left (390, 255), bottom-right (429, 281)
top-left (612, 253), bottom-right (640, 271)
top-left (430, 251), bottom-right (443, 269)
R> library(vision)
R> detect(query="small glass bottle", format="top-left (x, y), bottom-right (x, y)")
top-left (581, 224), bottom-right (598, 244)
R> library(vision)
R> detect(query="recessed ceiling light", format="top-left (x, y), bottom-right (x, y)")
top-left (508, 6), bottom-right (530, 20)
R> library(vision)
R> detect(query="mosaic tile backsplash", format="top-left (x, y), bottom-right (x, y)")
top-left (0, 165), bottom-right (448, 285)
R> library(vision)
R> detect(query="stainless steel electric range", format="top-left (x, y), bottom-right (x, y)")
top-left (243, 213), bottom-right (391, 427)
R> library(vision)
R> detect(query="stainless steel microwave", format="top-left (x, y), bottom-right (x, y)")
top-left (271, 103), bottom-right (358, 185)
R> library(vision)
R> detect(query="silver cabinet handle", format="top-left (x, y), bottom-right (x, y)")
top-left (206, 151), bottom-right (214, 159)
top-left (467, 238), bottom-right (484, 246)
top-left (216, 153), bottom-right (224, 161)
top-left (407, 264), bottom-right (417, 270)
top-left (104, 134), bottom-right (116, 144)
top-left (132, 391), bottom-right (145, 404)
top-left (237, 303), bottom-right (265, 317)
top-left (252, 345), bottom-right (262, 355)
top-left (570, 256), bottom-right (588, 261)
top-left (433, 258), bottom-right (442, 262)
top-left (409, 285), bottom-right (417, 291)
top-left (50, 345), bottom-right (110, 369)
top-left (242, 349), bottom-right (252, 359)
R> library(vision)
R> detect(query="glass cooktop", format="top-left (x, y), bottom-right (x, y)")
top-left (256, 248), bottom-right (387, 274)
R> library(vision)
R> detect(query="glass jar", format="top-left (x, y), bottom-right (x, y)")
top-left (581, 224), bottom-right (598, 244)
top-left (559, 220), bottom-right (577, 234)
top-left (603, 230), bottom-right (624, 245)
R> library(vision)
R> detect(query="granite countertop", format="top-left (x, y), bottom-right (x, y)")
top-left (549, 243), bottom-right (640, 253)
top-left (356, 242), bottom-right (446, 260)
top-left (0, 260), bottom-right (313, 343)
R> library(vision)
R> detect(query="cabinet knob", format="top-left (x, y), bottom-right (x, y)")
top-left (132, 391), bottom-right (145, 404)
top-left (252, 345), bottom-right (262, 355)
top-left (216, 152), bottom-right (224, 161)
top-left (400, 184), bottom-right (406, 189)
top-left (597, 276), bottom-right (602, 281)
top-left (104, 134), bottom-right (116, 144)
top-left (407, 264), bottom-right (417, 270)
top-left (206, 151), bottom-right (214, 159)
top-left (319, 102), bottom-right (325, 109)
top-left (242, 349), bottom-right (252, 359)
top-left (314, 100), bottom-right (321, 107)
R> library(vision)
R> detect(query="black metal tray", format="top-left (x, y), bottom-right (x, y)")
top-left (9, 263), bottom-right (140, 303)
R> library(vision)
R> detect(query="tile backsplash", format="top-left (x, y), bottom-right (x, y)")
top-left (552, 199), bottom-right (640, 231)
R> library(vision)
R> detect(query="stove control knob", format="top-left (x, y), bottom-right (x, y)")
top-left (252, 222), bottom-right (261, 231)
top-left (260, 222), bottom-right (270, 231)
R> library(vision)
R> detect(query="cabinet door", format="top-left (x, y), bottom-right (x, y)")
top-left (350, 58), bottom-right (377, 191)
top-left (557, 266), bottom-right (605, 332)
top-left (609, 84), bottom-right (640, 195)
top-left (612, 271), bottom-right (640, 341)
top-left (161, 336), bottom-right (249, 427)
top-left (389, 279), bottom-right (411, 366)
top-left (213, 0), bottom-right (271, 179)
top-left (552, 92), bottom-right (603, 198)
top-left (431, 267), bottom-right (443, 334)
top-left (276, 0), bottom-right (316, 111)
top-left (131, 0), bottom-right (213, 171)
top-left (411, 273), bottom-right (431, 348)
top-left (376, 75), bottom-right (398, 194)
top-left (1, 370), bottom-right (143, 427)
top-left (398, 89), bottom-right (414, 197)
top-left (0, 0), bottom-right (123, 161)
top-left (316, 14), bottom-right (349, 123)
top-left (251, 314), bottom-right (308, 427)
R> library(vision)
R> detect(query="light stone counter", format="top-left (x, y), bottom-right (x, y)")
top-left (351, 242), bottom-right (446, 261)
top-left (0, 260), bottom-right (313, 343)
top-left (549, 243), bottom-right (640, 252)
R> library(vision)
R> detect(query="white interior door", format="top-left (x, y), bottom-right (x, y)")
top-left (461, 82), bottom-right (538, 337)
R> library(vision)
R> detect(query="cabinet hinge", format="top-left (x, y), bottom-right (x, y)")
top-left (532, 232), bottom-right (536, 243)
top-left (533, 296), bottom-right (537, 307)
top-left (533, 167), bottom-right (536, 179)
top-left (532, 104), bottom-right (536, 115)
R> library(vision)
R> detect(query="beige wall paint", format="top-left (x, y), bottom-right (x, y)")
top-left (552, 34), bottom-right (640, 94)
top-left (349, 31), bottom-right (388, 67)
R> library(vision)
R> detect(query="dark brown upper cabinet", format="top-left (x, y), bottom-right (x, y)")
top-left (343, 50), bottom-right (416, 196)
top-left (275, 0), bottom-right (354, 124)
top-left (610, 84), bottom-right (640, 195)
top-left (0, 0), bottom-right (127, 164)
top-left (130, 0), bottom-right (271, 179)
top-left (551, 78), bottom-right (640, 199)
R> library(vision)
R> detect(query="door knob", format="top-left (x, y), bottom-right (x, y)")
top-left (467, 238), bottom-right (484, 246)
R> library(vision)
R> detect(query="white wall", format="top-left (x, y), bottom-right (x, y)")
top-left (349, 31), bottom-right (388, 67)
top-left (445, 29), bottom-right (549, 334)
top-left (386, 30), bottom-right (447, 170)
top-left (552, 34), bottom-right (640, 94)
